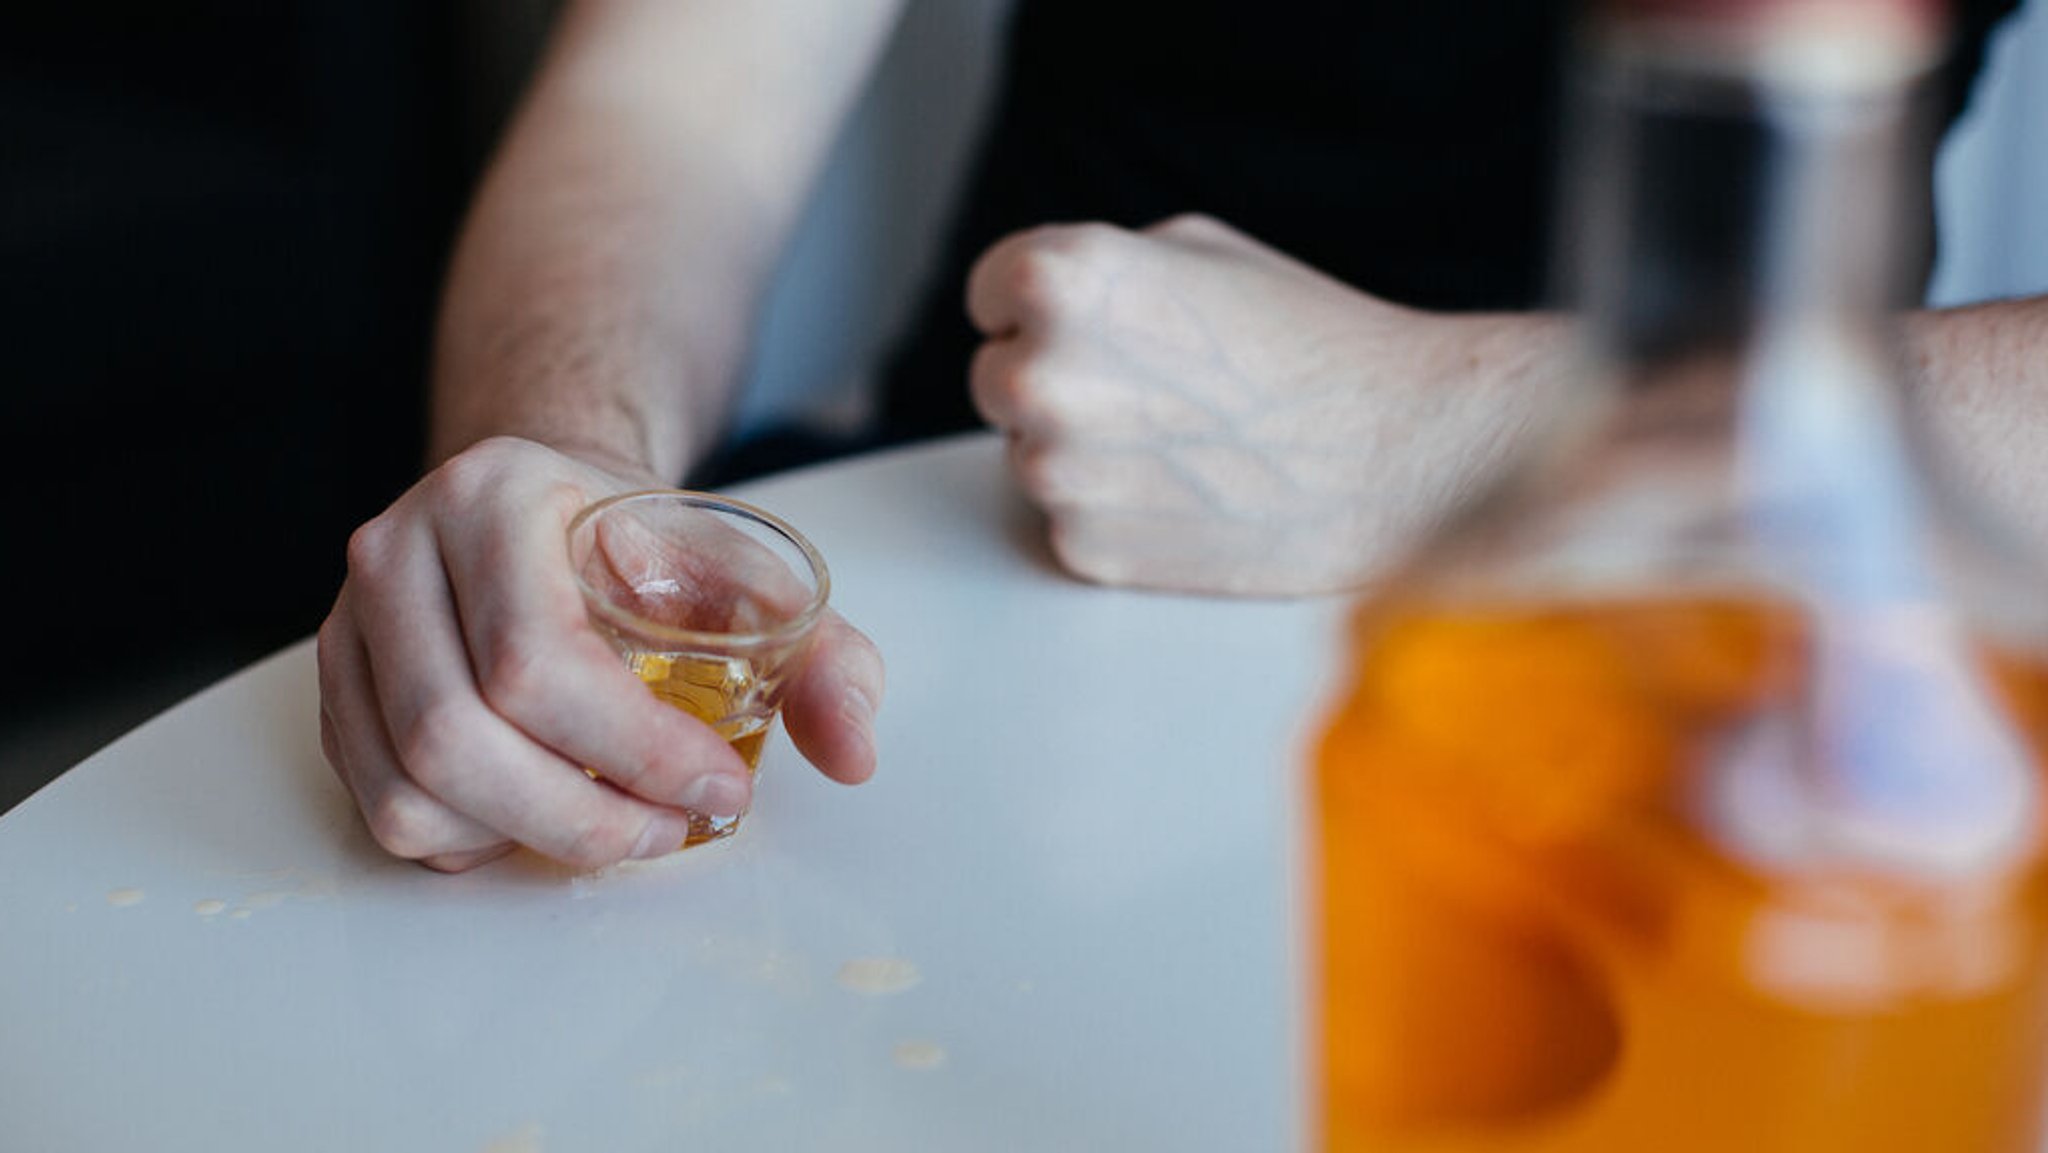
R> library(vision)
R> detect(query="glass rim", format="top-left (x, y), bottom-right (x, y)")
top-left (566, 489), bottom-right (832, 651)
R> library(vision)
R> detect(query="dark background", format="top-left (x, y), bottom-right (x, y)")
top-left (0, 2), bottom-right (560, 810)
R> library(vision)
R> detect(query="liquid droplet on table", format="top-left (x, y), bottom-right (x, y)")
top-left (836, 957), bottom-right (922, 996)
top-left (893, 1040), bottom-right (947, 1071)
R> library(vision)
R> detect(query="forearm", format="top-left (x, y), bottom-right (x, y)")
top-left (1903, 297), bottom-right (2048, 545)
top-left (430, 114), bottom-right (715, 482)
top-left (1438, 300), bottom-right (2048, 555)
top-left (430, 0), bottom-right (906, 480)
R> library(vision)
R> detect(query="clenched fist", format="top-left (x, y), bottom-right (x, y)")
top-left (968, 214), bottom-right (1567, 596)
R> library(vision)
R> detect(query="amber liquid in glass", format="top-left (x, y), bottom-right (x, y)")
top-left (1314, 594), bottom-right (2048, 1153)
top-left (627, 650), bottom-right (769, 845)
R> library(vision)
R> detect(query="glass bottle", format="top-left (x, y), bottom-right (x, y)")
top-left (1311, 2), bottom-right (2048, 1150)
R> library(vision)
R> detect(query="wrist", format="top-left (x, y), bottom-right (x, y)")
top-left (1425, 310), bottom-right (1576, 398)
top-left (427, 420), bottom-right (673, 489)
top-left (540, 437), bottom-right (672, 488)
top-left (428, 370), bottom-right (690, 485)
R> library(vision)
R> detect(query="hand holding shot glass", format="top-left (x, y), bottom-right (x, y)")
top-left (568, 490), bottom-right (832, 849)
top-left (316, 435), bottom-right (882, 873)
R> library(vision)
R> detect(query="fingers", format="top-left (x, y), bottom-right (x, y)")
top-left (780, 611), bottom-right (886, 786)
top-left (349, 495), bottom-right (739, 870)
top-left (963, 216), bottom-right (1415, 597)
top-left (436, 480), bottom-right (755, 804)
top-left (969, 336), bottom-right (1053, 433)
top-left (1002, 436), bottom-right (1208, 516)
top-left (1042, 508), bottom-right (1366, 597)
top-left (972, 334), bottom-right (1210, 441)
top-left (317, 441), bottom-right (757, 872)
top-left (965, 229), bottom-right (1040, 337)
top-left (418, 843), bottom-right (521, 874)
top-left (1141, 211), bottom-right (1258, 256)
top-left (344, 509), bottom-right (712, 872)
top-left (968, 216), bottom-right (1263, 340)
top-left (317, 601), bottom-right (511, 864)
top-left (318, 436), bottom-right (890, 872)
top-left (966, 222), bottom-right (1120, 337)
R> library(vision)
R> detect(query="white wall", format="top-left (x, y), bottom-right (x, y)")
top-left (1931, 2), bottom-right (2048, 306)
top-left (732, 0), bottom-right (1016, 439)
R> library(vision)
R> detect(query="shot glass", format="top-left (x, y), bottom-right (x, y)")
top-left (566, 490), bottom-right (831, 847)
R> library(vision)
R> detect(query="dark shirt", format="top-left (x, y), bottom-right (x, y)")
top-left (873, 0), bottom-right (2022, 445)
top-left (0, 3), bottom-right (466, 722)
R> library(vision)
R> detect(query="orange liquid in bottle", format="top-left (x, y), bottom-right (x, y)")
top-left (1315, 595), bottom-right (2048, 1152)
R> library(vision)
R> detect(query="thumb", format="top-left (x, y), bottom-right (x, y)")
top-left (780, 611), bottom-right (886, 785)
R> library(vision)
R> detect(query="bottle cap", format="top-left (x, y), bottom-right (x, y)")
top-left (1591, 0), bottom-right (1947, 88)
top-left (1598, 0), bottom-right (1941, 21)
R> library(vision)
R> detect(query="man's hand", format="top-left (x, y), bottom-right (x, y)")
top-left (316, 437), bottom-right (884, 873)
top-left (968, 214), bottom-right (1567, 596)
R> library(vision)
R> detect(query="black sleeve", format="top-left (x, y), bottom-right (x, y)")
top-left (1944, 0), bottom-right (2026, 124)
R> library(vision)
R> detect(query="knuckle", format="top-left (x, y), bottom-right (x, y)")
top-left (967, 343), bottom-right (1004, 414)
top-left (1037, 220), bottom-right (1120, 256)
top-left (971, 344), bottom-right (1049, 424)
top-left (1152, 211), bottom-right (1224, 238)
top-left (424, 440), bottom-right (590, 525)
top-left (1046, 518), bottom-right (1123, 587)
top-left (537, 475), bottom-right (598, 525)
top-left (474, 628), bottom-right (554, 721)
top-left (428, 447), bottom-right (496, 504)
top-left (361, 786), bottom-right (454, 860)
top-left (343, 516), bottom-right (397, 576)
top-left (1007, 359), bottom-right (1079, 433)
top-left (835, 628), bottom-right (886, 703)
top-left (1005, 249), bottom-right (1063, 318)
top-left (575, 726), bottom-right (654, 796)
top-left (806, 612), bottom-right (886, 705)
top-left (555, 812), bottom-right (640, 870)
top-left (429, 436), bottom-right (535, 503)
top-left (1048, 465), bottom-right (1099, 510)
top-left (468, 433), bottom-right (532, 458)
top-left (1009, 225), bottom-right (1115, 313)
top-left (1013, 442), bottom-right (1072, 503)
top-left (391, 698), bottom-right (469, 791)
top-left (459, 434), bottom-right (535, 469)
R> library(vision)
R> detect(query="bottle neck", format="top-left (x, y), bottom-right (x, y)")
top-left (1553, 21), bottom-right (2041, 882)
top-left (1759, 77), bottom-right (1926, 332)
top-left (1562, 36), bottom-right (1931, 378)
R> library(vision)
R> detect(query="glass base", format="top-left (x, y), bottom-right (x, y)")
top-left (680, 808), bottom-right (745, 848)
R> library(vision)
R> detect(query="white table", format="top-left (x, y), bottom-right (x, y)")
top-left (0, 434), bottom-right (1347, 1152)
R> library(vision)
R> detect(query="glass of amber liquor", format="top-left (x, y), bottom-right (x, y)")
top-left (567, 490), bottom-right (831, 847)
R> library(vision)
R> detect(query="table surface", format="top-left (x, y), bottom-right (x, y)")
top-left (0, 433), bottom-right (1348, 1152)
